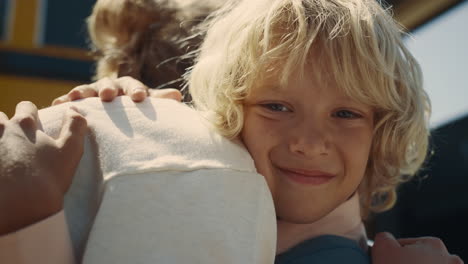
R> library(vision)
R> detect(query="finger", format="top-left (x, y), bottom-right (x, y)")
top-left (396, 237), bottom-right (428, 245)
top-left (0, 111), bottom-right (7, 137)
top-left (56, 106), bottom-right (87, 151)
top-left (397, 237), bottom-right (448, 251)
top-left (52, 94), bottom-right (70, 106)
top-left (0, 111), bottom-right (7, 121)
top-left (375, 232), bottom-right (400, 246)
top-left (371, 232), bottom-right (401, 262)
top-left (56, 108), bottom-right (87, 167)
top-left (149, 88), bottom-right (182, 102)
top-left (68, 88), bottom-right (83, 101)
top-left (78, 84), bottom-right (99, 98)
top-left (97, 77), bottom-right (121, 102)
top-left (130, 86), bottom-right (148, 102)
top-left (117, 76), bottom-right (148, 102)
top-left (67, 84), bottom-right (98, 102)
top-left (449, 254), bottom-right (464, 264)
top-left (13, 101), bottom-right (40, 131)
top-left (54, 106), bottom-right (87, 191)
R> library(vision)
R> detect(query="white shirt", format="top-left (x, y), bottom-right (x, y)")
top-left (0, 97), bottom-right (277, 264)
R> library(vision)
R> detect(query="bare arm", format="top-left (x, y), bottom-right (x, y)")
top-left (0, 102), bottom-right (87, 264)
top-left (0, 102), bottom-right (87, 234)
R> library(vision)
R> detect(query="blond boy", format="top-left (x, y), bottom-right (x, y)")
top-left (0, 0), bottom-right (462, 263)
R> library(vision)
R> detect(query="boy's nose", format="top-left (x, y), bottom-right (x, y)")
top-left (288, 121), bottom-right (330, 157)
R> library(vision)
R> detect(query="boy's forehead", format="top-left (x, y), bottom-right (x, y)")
top-left (250, 43), bottom-right (378, 108)
top-left (256, 59), bottom-right (333, 89)
top-left (251, 64), bottom-right (374, 108)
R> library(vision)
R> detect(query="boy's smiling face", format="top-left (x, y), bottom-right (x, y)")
top-left (241, 65), bottom-right (375, 223)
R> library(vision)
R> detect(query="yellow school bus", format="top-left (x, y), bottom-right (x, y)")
top-left (0, 0), bottom-right (95, 116)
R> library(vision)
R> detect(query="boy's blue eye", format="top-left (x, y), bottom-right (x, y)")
top-left (262, 103), bottom-right (290, 112)
top-left (333, 110), bottom-right (362, 119)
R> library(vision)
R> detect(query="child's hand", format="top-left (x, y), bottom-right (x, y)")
top-left (372, 232), bottom-right (463, 264)
top-left (0, 102), bottom-right (87, 235)
top-left (51, 76), bottom-right (182, 105)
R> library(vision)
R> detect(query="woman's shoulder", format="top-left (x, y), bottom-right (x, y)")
top-left (275, 235), bottom-right (370, 264)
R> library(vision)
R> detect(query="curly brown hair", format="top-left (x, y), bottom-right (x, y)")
top-left (87, 0), bottom-right (222, 89)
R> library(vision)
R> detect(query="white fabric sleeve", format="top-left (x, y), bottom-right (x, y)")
top-left (0, 211), bottom-right (75, 264)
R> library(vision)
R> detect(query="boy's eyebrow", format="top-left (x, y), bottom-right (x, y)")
top-left (270, 85), bottom-right (284, 92)
top-left (264, 86), bottom-right (292, 97)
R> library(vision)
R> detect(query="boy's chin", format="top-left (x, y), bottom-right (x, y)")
top-left (275, 206), bottom-right (336, 225)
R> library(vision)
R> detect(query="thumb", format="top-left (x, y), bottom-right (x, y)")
top-left (372, 232), bottom-right (400, 262)
top-left (56, 106), bottom-right (88, 158)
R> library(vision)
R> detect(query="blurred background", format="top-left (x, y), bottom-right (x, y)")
top-left (0, 0), bottom-right (95, 115)
top-left (0, 0), bottom-right (467, 261)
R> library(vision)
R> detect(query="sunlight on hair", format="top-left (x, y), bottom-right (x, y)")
top-left (188, 0), bottom-right (431, 216)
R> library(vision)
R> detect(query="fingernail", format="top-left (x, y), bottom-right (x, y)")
top-left (133, 87), bottom-right (146, 94)
top-left (69, 90), bottom-right (82, 100)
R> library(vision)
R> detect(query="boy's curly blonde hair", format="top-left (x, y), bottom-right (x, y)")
top-left (87, 0), bottom-right (222, 89)
top-left (188, 0), bottom-right (431, 217)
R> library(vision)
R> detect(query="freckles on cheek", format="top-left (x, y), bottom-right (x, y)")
top-left (354, 134), bottom-right (374, 169)
top-left (340, 129), bottom-right (372, 161)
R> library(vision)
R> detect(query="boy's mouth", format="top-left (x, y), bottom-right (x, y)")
top-left (277, 167), bottom-right (335, 185)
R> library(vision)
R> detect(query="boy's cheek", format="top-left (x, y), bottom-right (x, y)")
top-left (336, 127), bottom-right (373, 152)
